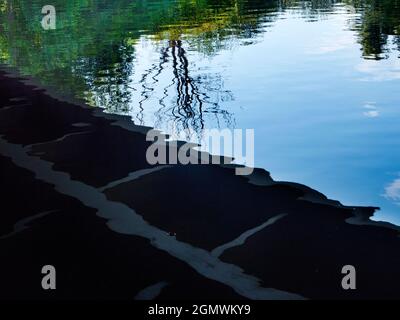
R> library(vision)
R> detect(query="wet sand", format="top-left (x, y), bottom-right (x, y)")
top-left (0, 68), bottom-right (399, 299)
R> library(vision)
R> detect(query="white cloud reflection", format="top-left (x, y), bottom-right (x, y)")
top-left (362, 102), bottom-right (380, 118)
top-left (307, 29), bottom-right (356, 55)
top-left (363, 110), bottom-right (379, 118)
top-left (356, 55), bottom-right (400, 82)
top-left (311, 34), bottom-right (355, 54)
top-left (384, 176), bottom-right (400, 205)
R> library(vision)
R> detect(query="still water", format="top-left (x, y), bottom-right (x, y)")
top-left (1, 0), bottom-right (400, 224)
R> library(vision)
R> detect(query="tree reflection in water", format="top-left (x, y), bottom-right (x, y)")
top-left (134, 39), bottom-right (234, 139)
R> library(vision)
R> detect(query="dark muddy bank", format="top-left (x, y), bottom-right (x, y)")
top-left (0, 69), bottom-right (399, 300)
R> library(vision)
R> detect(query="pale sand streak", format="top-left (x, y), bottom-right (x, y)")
top-left (0, 103), bottom-right (32, 111)
top-left (211, 214), bottom-right (288, 257)
top-left (0, 136), bottom-right (306, 300)
top-left (99, 166), bottom-right (172, 192)
top-left (0, 210), bottom-right (59, 239)
top-left (28, 130), bottom-right (93, 148)
top-left (134, 281), bottom-right (169, 300)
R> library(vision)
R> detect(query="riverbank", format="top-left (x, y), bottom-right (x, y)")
top-left (0, 67), bottom-right (399, 299)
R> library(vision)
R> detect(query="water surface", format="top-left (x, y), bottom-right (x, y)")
top-left (1, 0), bottom-right (399, 224)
